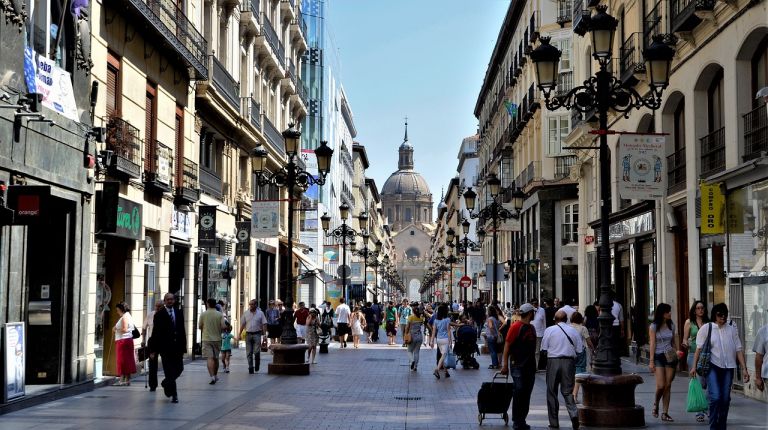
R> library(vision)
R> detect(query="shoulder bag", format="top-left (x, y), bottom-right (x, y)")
top-left (131, 324), bottom-right (141, 339)
top-left (696, 323), bottom-right (713, 376)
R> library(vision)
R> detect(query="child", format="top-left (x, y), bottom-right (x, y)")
top-left (221, 323), bottom-right (234, 373)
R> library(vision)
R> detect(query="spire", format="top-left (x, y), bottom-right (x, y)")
top-left (403, 116), bottom-right (408, 143)
top-left (398, 116), bottom-right (414, 170)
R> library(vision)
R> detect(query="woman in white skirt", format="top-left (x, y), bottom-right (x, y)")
top-left (351, 306), bottom-right (365, 349)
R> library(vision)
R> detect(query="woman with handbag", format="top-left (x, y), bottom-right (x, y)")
top-left (648, 303), bottom-right (680, 422)
top-left (683, 300), bottom-right (709, 423)
top-left (430, 304), bottom-right (453, 379)
top-left (691, 303), bottom-right (750, 430)
top-left (305, 309), bottom-right (320, 364)
top-left (112, 302), bottom-right (137, 386)
top-left (405, 303), bottom-right (425, 371)
top-left (486, 306), bottom-right (501, 369)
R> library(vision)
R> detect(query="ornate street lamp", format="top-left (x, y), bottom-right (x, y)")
top-left (455, 217), bottom-right (479, 303)
top-left (531, 5), bottom-right (674, 427)
top-left (252, 128), bottom-right (333, 304)
top-left (321, 205), bottom-right (366, 302)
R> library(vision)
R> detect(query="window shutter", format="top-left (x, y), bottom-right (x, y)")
top-left (175, 105), bottom-right (184, 188)
top-left (145, 83), bottom-right (157, 172)
top-left (106, 53), bottom-right (120, 117)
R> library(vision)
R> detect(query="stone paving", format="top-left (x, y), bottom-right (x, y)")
top-left (2, 333), bottom-right (767, 430)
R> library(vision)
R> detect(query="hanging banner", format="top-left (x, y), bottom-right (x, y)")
top-left (323, 245), bottom-right (339, 263)
top-left (700, 183), bottom-right (725, 234)
top-left (235, 221), bottom-right (251, 256)
top-left (618, 134), bottom-right (667, 200)
top-left (198, 205), bottom-right (217, 247)
top-left (24, 47), bottom-right (79, 121)
top-left (251, 200), bottom-right (280, 238)
top-left (350, 262), bottom-right (364, 282)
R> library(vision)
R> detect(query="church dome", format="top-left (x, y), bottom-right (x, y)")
top-left (382, 170), bottom-right (431, 196)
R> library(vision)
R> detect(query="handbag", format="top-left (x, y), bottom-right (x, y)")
top-left (136, 346), bottom-right (148, 362)
top-left (664, 348), bottom-right (678, 364)
top-left (404, 332), bottom-right (412, 344)
top-left (697, 323), bottom-right (713, 376)
top-left (444, 347), bottom-right (457, 369)
top-left (132, 326), bottom-right (141, 339)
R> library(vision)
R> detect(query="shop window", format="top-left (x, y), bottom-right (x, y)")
top-left (562, 203), bottom-right (579, 245)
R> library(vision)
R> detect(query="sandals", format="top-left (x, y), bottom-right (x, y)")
top-left (661, 413), bottom-right (674, 422)
top-left (433, 370), bottom-right (440, 379)
top-left (651, 404), bottom-right (658, 418)
top-left (696, 414), bottom-right (706, 423)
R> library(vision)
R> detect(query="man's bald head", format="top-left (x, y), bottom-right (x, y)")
top-left (554, 310), bottom-right (567, 323)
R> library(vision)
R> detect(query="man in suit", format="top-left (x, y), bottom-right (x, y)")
top-left (149, 292), bottom-right (187, 403)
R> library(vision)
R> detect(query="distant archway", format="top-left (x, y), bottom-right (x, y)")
top-left (408, 279), bottom-right (421, 301)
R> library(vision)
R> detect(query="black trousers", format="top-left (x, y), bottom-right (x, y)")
top-left (511, 366), bottom-right (536, 428)
top-left (147, 354), bottom-right (159, 389)
top-left (371, 322), bottom-right (380, 341)
top-left (160, 351), bottom-right (183, 397)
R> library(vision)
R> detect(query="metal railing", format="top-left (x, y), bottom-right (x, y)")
top-left (262, 14), bottom-right (285, 69)
top-left (572, 0), bottom-right (590, 35)
top-left (555, 156), bottom-right (576, 179)
top-left (529, 11), bottom-right (540, 41)
top-left (288, 60), bottom-right (297, 86)
top-left (700, 127), bottom-right (725, 178)
top-left (200, 167), bottom-right (223, 200)
top-left (620, 32), bottom-right (645, 81)
top-left (293, 12), bottom-right (308, 39)
top-left (671, 0), bottom-right (715, 33)
top-left (516, 161), bottom-right (542, 188)
top-left (644, 1), bottom-right (662, 48)
top-left (242, 97), bottom-right (261, 131)
top-left (179, 158), bottom-right (198, 191)
top-left (743, 105), bottom-right (768, 161)
top-left (263, 115), bottom-right (285, 154)
top-left (105, 116), bottom-right (142, 178)
top-left (667, 147), bottom-right (686, 194)
top-left (297, 77), bottom-right (308, 106)
top-left (241, 0), bottom-right (260, 14)
top-left (145, 140), bottom-right (174, 189)
top-left (212, 56), bottom-right (240, 111)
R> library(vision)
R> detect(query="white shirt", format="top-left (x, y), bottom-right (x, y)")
top-left (143, 310), bottom-right (156, 340)
top-left (532, 307), bottom-right (546, 337)
top-left (561, 305), bottom-right (577, 322)
top-left (541, 322), bottom-right (584, 358)
top-left (611, 301), bottom-right (624, 327)
top-left (753, 325), bottom-right (768, 379)
top-left (696, 322), bottom-right (742, 369)
top-left (336, 304), bottom-right (351, 323)
top-left (115, 312), bottom-right (135, 340)
top-left (242, 308), bottom-right (267, 333)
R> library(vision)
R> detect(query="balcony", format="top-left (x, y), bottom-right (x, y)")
top-left (200, 167), bottom-right (223, 200)
top-left (105, 116), bottom-right (142, 179)
top-left (240, 0), bottom-right (260, 36)
top-left (700, 127), bottom-right (725, 178)
top-left (572, 0), bottom-right (590, 36)
top-left (263, 116), bottom-right (286, 155)
top-left (644, 1), bottom-right (662, 48)
top-left (571, 105), bottom-right (598, 129)
top-left (527, 85), bottom-right (540, 113)
top-left (242, 97), bottom-right (261, 131)
top-left (555, 71), bottom-right (573, 98)
top-left (515, 161), bottom-right (542, 189)
top-left (175, 158), bottom-right (200, 204)
top-left (620, 32), bottom-right (646, 87)
top-left (281, 0), bottom-right (296, 20)
top-left (144, 140), bottom-right (173, 193)
top-left (743, 105), bottom-right (768, 162)
top-left (290, 12), bottom-right (308, 51)
top-left (557, 0), bottom-right (573, 26)
top-left (296, 77), bottom-right (308, 107)
top-left (262, 14), bottom-right (286, 69)
top-left (116, 0), bottom-right (207, 79)
top-left (212, 57), bottom-right (241, 111)
top-left (555, 156), bottom-right (577, 179)
top-left (667, 147), bottom-right (686, 194)
top-left (670, 0), bottom-right (715, 34)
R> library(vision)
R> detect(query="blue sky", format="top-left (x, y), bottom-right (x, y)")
top-left (326, 0), bottom-right (509, 206)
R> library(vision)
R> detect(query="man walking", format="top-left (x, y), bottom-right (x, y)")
top-left (399, 299), bottom-right (412, 347)
top-left (336, 298), bottom-right (351, 348)
top-left (541, 310), bottom-right (584, 429)
top-left (295, 302), bottom-right (309, 343)
top-left (148, 293), bottom-right (186, 403)
top-left (371, 299), bottom-right (383, 342)
top-left (530, 298), bottom-right (546, 370)
top-left (266, 300), bottom-right (281, 347)
top-left (501, 303), bottom-right (537, 430)
top-left (239, 299), bottom-right (267, 374)
top-left (199, 298), bottom-right (226, 384)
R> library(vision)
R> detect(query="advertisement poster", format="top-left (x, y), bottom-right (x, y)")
top-left (350, 262), bottom-right (364, 281)
top-left (156, 144), bottom-right (172, 185)
top-left (700, 183), bottom-right (725, 234)
top-left (618, 134), bottom-right (667, 200)
top-left (24, 47), bottom-right (79, 121)
top-left (251, 200), bottom-right (280, 238)
top-left (4, 322), bottom-right (25, 401)
top-left (323, 245), bottom-right (339, 263)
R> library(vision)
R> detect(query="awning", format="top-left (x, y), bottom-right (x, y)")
top-left (292, 247), bottom-right (323, 274)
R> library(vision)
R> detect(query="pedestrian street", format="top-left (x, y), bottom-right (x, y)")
top-left (2, 335), bottom-right (766, 430)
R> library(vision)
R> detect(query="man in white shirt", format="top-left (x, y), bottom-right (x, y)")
top-left (531, 298), bottom-right (547, 370)
top-left (239, 299), bottom-right (267, 374)
top-left (611, 297), bottom-right (625, 355)
top-left (541, 310), bottom-right (584, 430)
top-left (753, 323), bottom-right (768, 391)
top-left (560, 299), bottom-right (577, 322)
top-left (336, 298), bottom-right (351, 348)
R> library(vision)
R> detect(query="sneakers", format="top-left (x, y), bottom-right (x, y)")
top-left (209, 376), bottom-right (217, 385)
top-left (224, 367), bottom-right (230, 373)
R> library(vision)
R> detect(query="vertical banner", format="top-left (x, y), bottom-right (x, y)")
top-left (323, 245), bottom-right (339, 263)
top-left (700, 183), bottom-right (725, 234)
top-left (251, 201), bottom-right (280, 238)
top-left (198, 205), bottom-right (217, 248)
top-left (350, 262), bottom-right (364, 282)
top-left (618, 134), bottom-right (667, 200)
top-left (4, 322), bottom-right (25, 401)
top-left (235, 221), bottom-right (251, 256)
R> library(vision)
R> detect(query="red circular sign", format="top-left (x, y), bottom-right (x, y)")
top-left (459, 276), bottom-right (472, 288)
top-left (434, 290), bottom-right (442, 296)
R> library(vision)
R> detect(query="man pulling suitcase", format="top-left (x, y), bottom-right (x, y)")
top-left (499, 303), bottom-right (538, 430)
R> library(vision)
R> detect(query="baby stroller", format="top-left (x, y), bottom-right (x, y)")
top-left (453, 324), bottom-right (480, 369)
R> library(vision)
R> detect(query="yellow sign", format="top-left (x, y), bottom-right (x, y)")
top-left (700, 183), bottom-right (724, 234)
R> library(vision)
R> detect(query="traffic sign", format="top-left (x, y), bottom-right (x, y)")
top-left (459, 275), bottom-right (472, 288)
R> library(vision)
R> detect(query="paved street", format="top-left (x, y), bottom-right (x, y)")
top-left (2, 335), bottom-right (766, 430)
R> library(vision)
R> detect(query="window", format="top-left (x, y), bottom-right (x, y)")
top-left (562, 203), bottom-right (579, 244)
top-left (553, 38), bottom-right (571, 71)
top-left (548, 115), bottom-right (570, 155)
top-left (175, 105), bottom-right (184, 185)
top-left (707, 70), bottom-right (724, 132)
top-left (28, 0), bottom-right (70, 69)
top-left (145, 82), bottom-right (158, 172)
top-left (405, 207), bottom-right (412, 222)
top-left (673, 101), bottom-right (685, 151)
top-left (410, 230), bottom-right (415, 236)
top-left (106, 53), bottom-right (121, 117)
top-left (387, 208), bottom-right (393, 223)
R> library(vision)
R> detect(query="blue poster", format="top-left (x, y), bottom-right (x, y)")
top-left (4, 322), bottom-right (25, 401)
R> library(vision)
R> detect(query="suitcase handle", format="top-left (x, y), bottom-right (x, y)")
top-left (492, 371), bottom-right (509, 382)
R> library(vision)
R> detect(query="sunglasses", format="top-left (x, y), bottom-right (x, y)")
top-left (716, 312), bottom-right (728, 318)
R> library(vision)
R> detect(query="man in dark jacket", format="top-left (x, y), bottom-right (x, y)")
top-left (149, 292), bottom-right (187, 403)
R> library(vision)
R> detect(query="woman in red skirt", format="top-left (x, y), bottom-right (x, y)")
top-left (113, 302), bottom-right (137, 386)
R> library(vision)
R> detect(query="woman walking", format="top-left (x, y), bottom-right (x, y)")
top-left (570, 312), bottom-right (593, 402)
top-left (305, 309), bottom-right (320, 363)
top-left (405, 303), bottom-right (425, 371)
top-left (430, 304), bottom-right (453, 379)
top-left (112, 302), bottom-right (137, 386)
top-left (486, 306), bottom-right (501, 369)
top-left (683, 300), bottom-right (709, 423)
top-left (350, 306), bottom-right (365, 349)
top-left (649, 303), bottom-right (680, 422)
top-left (691, 303), bottom-right (750, 430)
top-left (399, 299), bottom-right (412, 347)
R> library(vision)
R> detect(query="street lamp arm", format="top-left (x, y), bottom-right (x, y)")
top-left (254, 163), bottom-right (327, 188)
top-left (468, 200), bottom-right (517, 221)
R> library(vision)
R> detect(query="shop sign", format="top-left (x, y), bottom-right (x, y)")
top-left (251, 200), bottom-right (280, 238)
top-left (24, 47), bottom-right (78, 121)
top-left (198, 205), bottom-right (217, 248)
top-left (156, 145), bottom-right (172, 185)
top-left (700, 183), bottom-right (725, 234)
top-left (527, 259), bottom-right (540, 281)
top-left (96, 182), bottom-right (142, 240)
top-left (3, 322), bottom-right (25, 402)
top-left (235, 221), bottom-right (251, 256)
top-left (6, 185), bottom-right (50, 224)
top-left (599, 211), bottom-right (654, 244)
top-left (171, 209), bottom-right (191, 241)
top-left (617, 134), bottom-right (666, 200)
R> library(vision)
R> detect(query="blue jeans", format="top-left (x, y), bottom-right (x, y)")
top-left (510, 366), bottom-right (535, 429)
top-left (706, 364), bottom-right (734, 430)
top-left (487, 337), bottom-right (499, 367)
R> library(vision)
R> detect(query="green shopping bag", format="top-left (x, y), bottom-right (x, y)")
top-left (686, 377), bottom-right (708, 413)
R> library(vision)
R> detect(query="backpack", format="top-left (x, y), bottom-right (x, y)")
top-left (321, 311), bottom-right (333, 327)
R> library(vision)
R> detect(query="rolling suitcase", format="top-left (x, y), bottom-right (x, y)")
top-left (477, 372), bottom-right (514, 425)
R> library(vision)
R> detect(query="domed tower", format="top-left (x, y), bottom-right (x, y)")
top-left (381, 120), bottom-right (434, 233)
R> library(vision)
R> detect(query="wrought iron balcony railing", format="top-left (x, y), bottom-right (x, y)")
top-left (200, 167), bottom-right (223, 201)
top-left (175, 157), bottom-right (200, 204)
top-left (211, 56), bottom-right (241, 111)
top-left (263, 115), bottom-right (285, 154)
top-left (620, 32), bottom-right (646, 86)
top-left (105, 116), bottom-right (142, 179)
top-left (557, 0), bottom-right (573, 25)
top-left (667, 147), bottom-right (686, 194)
top-left (700, 127), bottom-right (725, 178)
top-left (241, 0), bottom-right (260, 14)
top-left (644, 1), bottom-right (662, 48)
top-left (144, 140), bottom-right (173, 193)
top-left (555, 155), bottom-right (577, 179)
top-left (262, 14), bottom-right (286, 69)
top-left (245, 97), bottom-right (262, 131)
top-left (670, 0), bottom-right (715, 33)
top-left (119, 0), bottom-right (207, 79)
top-left (743, 105), bottom-right (768, 162)
top-left (572, 0), bottom-right (590, 36)
top-left (297, 77), bottom-right (308, 106)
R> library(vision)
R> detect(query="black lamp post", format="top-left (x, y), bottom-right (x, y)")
top-left (463, 175), bottom-right (524, 304)
top-left (531, 5), bottom-right (673, 427)
top-left (252, 128), bottom-right (333, 304)
top-left (454, 219), bottom-right (480, 303)
top-left (354, 234), bottom-right (382, 299)
top-left (321, 206), bottom-right (366, 302)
